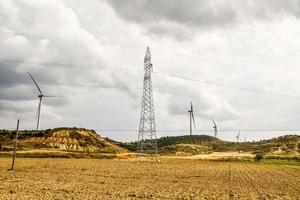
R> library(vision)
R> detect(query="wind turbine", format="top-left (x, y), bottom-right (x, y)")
top-left (28, 72), bottom-right (55, 130)
top-left (211, 118), bottom-right (218, 138)
top-left (236, 130), bottom-right (241, 143)
top-left (188, 102), bottom-right (196, 135)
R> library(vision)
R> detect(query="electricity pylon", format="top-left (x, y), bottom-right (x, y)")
top-left (137, 47), bottom-right (158, 157)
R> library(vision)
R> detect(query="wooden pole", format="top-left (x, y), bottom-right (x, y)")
top-left (10, 119), bottom-right (19, 170)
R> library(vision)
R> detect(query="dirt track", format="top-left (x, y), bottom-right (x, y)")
top-left (0, 158), bottom-right (299, 199)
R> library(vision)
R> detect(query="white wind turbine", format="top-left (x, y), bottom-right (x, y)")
top-left (188, 102), bottom-right (196, 135)
top-left (28, 72), bottom-right (56, 130)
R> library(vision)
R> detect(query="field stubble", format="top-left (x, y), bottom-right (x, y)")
top-left (0, 158), bottom-right (299, 200)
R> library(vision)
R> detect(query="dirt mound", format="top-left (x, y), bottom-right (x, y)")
top-left (0, 127), bottom-right (126, 154)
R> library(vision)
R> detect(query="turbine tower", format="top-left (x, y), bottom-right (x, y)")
top-left (188, 102), bottom-right (196, 135)
top-left (137, 47), bottom-right (158, 156)
top-left (211, 118), bottom-right (218, 138)
top-left (236, 130), bottom-right (241, 143)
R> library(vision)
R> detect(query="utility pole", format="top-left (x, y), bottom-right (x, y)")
top-left (10, 119), bottom-right (19, 170)
top-left (137, 47), bottom-right (158, 158)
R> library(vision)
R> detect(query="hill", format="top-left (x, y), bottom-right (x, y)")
top-left (213, 135), bottom-right (300, 155)
top-left (0, 127), bottom-right (127, 158)
top-left (1, 128), bottom-right (298, 159)
top-left (158, 135), bottom-right (220, 155)
top-left (121, 134), bottom-right (300, 156)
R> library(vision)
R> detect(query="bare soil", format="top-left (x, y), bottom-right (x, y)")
top-left (0, 158), bottom-right (299, 199)
top-left (181, 151), bottom-right (255, 160)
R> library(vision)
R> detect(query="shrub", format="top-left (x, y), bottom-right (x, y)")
top-left (254, 153), bottom-right (263, 162)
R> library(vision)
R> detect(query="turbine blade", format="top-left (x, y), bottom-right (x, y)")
top-left (211, 118), bottom-right (216, 127)
top-left (43, 95), bottom-right (59, 97)
top-left (28, 72), bottom-right (43, 95)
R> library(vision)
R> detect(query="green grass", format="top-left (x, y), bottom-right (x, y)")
top-left (259, 155), bottom-right (300, 166)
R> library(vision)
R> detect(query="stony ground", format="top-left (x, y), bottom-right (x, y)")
top-left (0, 158), bottom-right (299, 200)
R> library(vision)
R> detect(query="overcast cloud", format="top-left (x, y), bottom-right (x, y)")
top-left (0, 0), bottom-right (300, 142)
top-left (108, 0), bottom-right (300, 39)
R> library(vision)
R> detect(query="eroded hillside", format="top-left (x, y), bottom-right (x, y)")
top-left (0, 127), bottom-right (126, 155)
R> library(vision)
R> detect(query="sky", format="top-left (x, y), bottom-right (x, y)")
top-left (0, 0), bottom-right (300, 142)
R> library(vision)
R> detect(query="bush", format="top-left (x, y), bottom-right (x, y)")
top-left (254, 153), bottom-right (263, 162)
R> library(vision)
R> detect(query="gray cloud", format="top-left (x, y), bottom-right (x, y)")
top-left (1, 0), bottom-right (299, 141)
top-left (0, 0), bottom-right (102, 113)
top-left (0, 0), bottom-right (140, 121)
top-left (107, 0), bottom-right (236, 27)
top-left (0, 99), bottom-right (34, 119)
top-left (0, 63), bottom-right (28, 87)
top-left (166, 89), bottom-right (238, 121)
top-left (107, 0), bottom-right (300, 39)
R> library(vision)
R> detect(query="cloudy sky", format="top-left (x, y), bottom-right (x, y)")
top-left (1, 0), bottom-right (300, 142)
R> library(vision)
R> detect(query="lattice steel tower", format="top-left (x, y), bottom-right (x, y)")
top-left (137, 47), bottom-right (158, 155)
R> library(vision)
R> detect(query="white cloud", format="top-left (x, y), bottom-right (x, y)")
top-left (0, 0), bottom-right (299, 142)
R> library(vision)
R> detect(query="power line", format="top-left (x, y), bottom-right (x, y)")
top-left (1, 58), bottom-right (299, 101)
top-left (1, 30), bottom-right (300, 98)
top-left (0, 58), bottom-right (298, 114)
top-left (152, 89), bottom-right (300, 115)
top-left (153, 71), bottom-right (300, 100)
top-left (224, 101), bottom-right (300, 114)
top-left (95, 129), bottom-right (300, 132)
top-left (2, 29), bottom-right (299, 80)
top-left (2, 128), bottom-right (299, 132)
top-left (49, 82), bottom-right (300, 115)
top-left (167, 54), bottom-right (300, 80)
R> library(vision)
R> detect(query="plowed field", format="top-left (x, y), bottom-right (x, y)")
top-left (0, 158), bottom-right (299, 199)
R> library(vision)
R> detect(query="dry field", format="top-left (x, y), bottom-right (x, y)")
top-left (0, 158), bottom-right (299, 200)
top-left (173, 152), bottom-right (255, 160)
